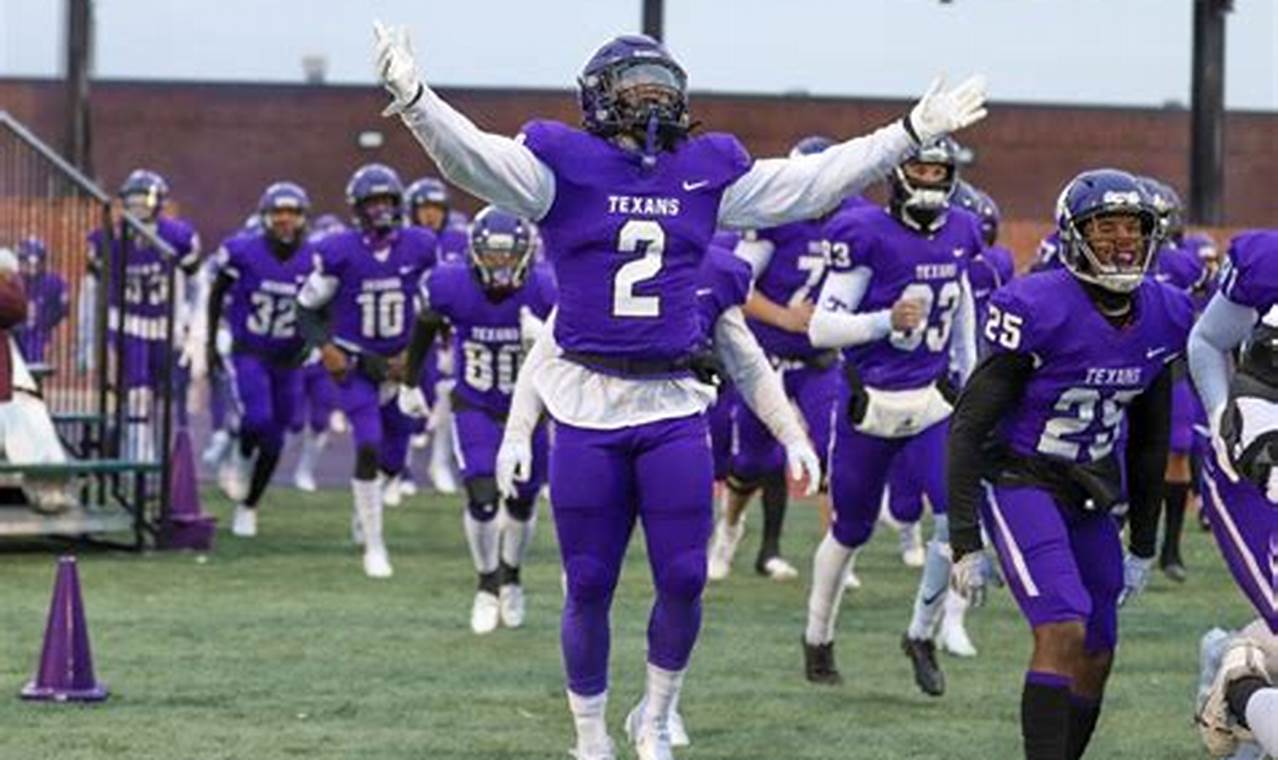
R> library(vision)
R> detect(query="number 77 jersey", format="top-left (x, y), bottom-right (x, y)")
top-left (985, 268), bottom-right (1193, 463)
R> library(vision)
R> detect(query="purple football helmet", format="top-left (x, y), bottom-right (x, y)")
top-left (468, 206), bottom-right (533, 296)
top-left (405, 176), bottom-right (450, 231)
top-left (578, 34), bottom-right (689, 163)
top-left (257, 181), bottom-right (310, 245)
top-left (951, 180), bottom-right (1001, 246)
top-left (308, 213), bottom-right (346, 243)
top-left (16, 236), bottom-right (47, 276)
top-left (789, 135), bottom-right (835, 158)
top-left (1055, 168), bottom-right (1159, 294)
top-left (889, 138), bottom-right (959, 233)
top-left (1136, 175), bottom-right (1185, 244)
top-left (345, 163), bottom-right (404, 233)
top-left (118, 169), bottom-right (169, 221)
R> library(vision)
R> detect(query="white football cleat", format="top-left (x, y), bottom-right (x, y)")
top-left (499, 583), bottom-right (526, 628)
top-left (938, 618), bottom-right (978, 658)
top-left (706, 517), bottom-right (744, 581)
top-left (293, 468), bottom-right (317, 493)
top-left (668, 708), bottom-right (690, 748)
top-left (382, 474), bottom-right (403, 508)
top-left (1197, 634), bottom-right (1267, 757)
top-left (844, 552), bottom-right (863, 590)
top-left (471, 590), bottom-right (500, 635)
top-left (362, 545), bottom-right (393, 579)
top-left (900, 523), bottom-right (925, 568)
top-left (430, 457), bottom-right (459, 495)
top-left (625, 700), bottom-right (675, 760)
top-left (760, 556), bottom-right (799, 582)
top-left (231, 504), bottom-right (257, 537)
top-left (399, 477), bottom-right (418, 497)
top-left (569, 737), bottom-right (617, 760)
top-left (201, 429), bottom-right (232, 467)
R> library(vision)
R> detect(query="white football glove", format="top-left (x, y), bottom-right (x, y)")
top-left (1117, 553), bottom-right (1154, 607)
top-left (396, 384), bottom-right (430, 419)
top-left (907, 75), bottom-right (989, 145)
top-left (949, 551), bottom-right (988, 608)
top-left (785, 438), bottom-right (822, 497)
top-left (372, 20), bottom-right (422, 116)
top-left (495, 436), bottom-right (533, 501)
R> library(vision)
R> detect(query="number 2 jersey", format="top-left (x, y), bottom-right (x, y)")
top-left (823, 205), bottom-right (982, 390)
top-left (312, 227), bottom-right (437, 357)
top-left (423, 261), bottom-right (557, 416)
top-left (212, 231), bottom-right (315, 358)
top-left (986, 268), bottom-right (1193, 464)
top-left (519, 121), bottom-right (751, 364)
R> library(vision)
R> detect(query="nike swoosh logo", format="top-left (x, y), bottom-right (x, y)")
top-left (1146, 346), bottom-right (1167, 359)
top-left (682, 180), bottom-right (710, 191)
top-left (923, 588), bottom-right (947, 606)
top-left (952, 248), bottom-right (966, 258)
top-left (398, 266), bottom-right (413, 274)
top-left (695, 288), bottom-right (713, 296)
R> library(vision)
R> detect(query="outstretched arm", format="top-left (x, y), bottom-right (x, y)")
top-left (375, 22), bottom-right (555, 221)
top-left (1189, 292), bottom-right (1256, 426)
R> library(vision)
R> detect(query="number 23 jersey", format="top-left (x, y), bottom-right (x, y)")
top-left (519, 120), bottom-right (751, 363)
top-left (985, 268), bottom-right (1193, 463)
top-left (424, 262), bottom-right (557, 416)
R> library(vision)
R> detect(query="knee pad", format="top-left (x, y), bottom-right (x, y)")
top-left (354, 445), bottom-right (379, 480)
top-left (725, 471), bottom-right (761, 496)
top-left (564, 554), bottom-right (619, 606)
top-left (504, 494), bottom-right (536, 522)
top-left (465, 476), bottom-right (499, 522)
top-left (831, 511), bottom-right (875, 550)
top-left (654, 549), bottom-right (708, 601)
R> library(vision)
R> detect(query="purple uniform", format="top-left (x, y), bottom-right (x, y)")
top-left (695, 246), bottom-right (751, 481)
top-left (1156, 242), bottom-right (1210, 454)
top-left (426, 262), bottom-right (556, 500)
top-left (1032, 230), bottom-right (1065, 272)
top-left (315, 226), bottom-right (437, 475)
top-left (88, 217), bottom-right (199, 387)
top-left (435, 224), bottom-right (470, 265)
top-left (980, 270), bottom-right (1192, 649)
top-left (15, 272), bottom-right (68, 364)
top-left (520, 120), bottom-right (751, 696)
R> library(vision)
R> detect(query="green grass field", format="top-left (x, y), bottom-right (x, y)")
top-left (0, 487), bottom-right (1253, 759)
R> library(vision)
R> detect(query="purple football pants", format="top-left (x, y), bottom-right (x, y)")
top-left (228, 354), bottom-right (301, 455)
top-left (1170, 376), bottom-right (1205, 455)
top-left (980, 484), bottom-right (1123, 652)
top-left (291, 361), bottom-right (339, 435)
top-left (885, 436), bottom-right (928, 524)
top-left (708, 385), bottom-right (738, 481)
top-left (551, 414), bottom-right (714, 697)
top-left (336, 371), bottom-right (417, 476)
top-left (1199, 434), bottom-right (1278, 633)
top-left (452, 406), bottom-right (547, 501)
top-left (730, 363), bottom-right (839, 482)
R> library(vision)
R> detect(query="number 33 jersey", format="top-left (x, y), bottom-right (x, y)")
top-left (423, 262), bottom-right (557, 416)
top-left (823, 206), bottom-right (982, 390)
top-left (312, 227), bottom-right (437, 357)
top-left (985, 268), bottom-right (1193, 463)
top-left (519, 121), bottom-right (751, 363)
top-left (213, 232), bottom-right (316, 357)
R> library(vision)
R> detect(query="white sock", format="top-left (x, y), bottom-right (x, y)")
top-left (805, 532), bottom-right (854, 645)
top-left (463, 510), bottom-right (500, 575)
top-left (942, 588), bottom-right (969, 629)
top-left (567, 689), bottom-right (610, 750)
top-left (351, 478), bottom-right (384, 550)
top-left (907, 515), bottom-right (951, 640)
top-left (498, 503), bottom-right (537, 572)
top-left (642, 663), bottom-right (684, 733)
top-left (297, 430), bottom-right (327, 479)
top-left (1248, 688), bottom-right (1278, 754)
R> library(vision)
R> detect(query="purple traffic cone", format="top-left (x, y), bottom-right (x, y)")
top-left (21, 556), bottom-right (108, 702)
top-left (161, 428), bottom-right (216, 550)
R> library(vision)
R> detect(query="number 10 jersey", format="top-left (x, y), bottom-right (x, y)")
top-left (519, 120), bottom-right (751, 363)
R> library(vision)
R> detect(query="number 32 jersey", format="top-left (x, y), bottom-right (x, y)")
top-left (519, 121), bottom-right (751, 363)
top-left (214, 231), bottom-right (316, 357)
top-left (986, 268), bottom-right (1193, 463)
top-left (823, 206), bottom-right (982, 390)
top-left (424, 262), bottom-right (557, 416)
top-left (313, 227), bottom-right (437, 357)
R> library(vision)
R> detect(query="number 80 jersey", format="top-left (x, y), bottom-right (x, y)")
top-left (985, 268), bottom-right (1193, 463)
top-left (519, 121), bottom-right (751, 362)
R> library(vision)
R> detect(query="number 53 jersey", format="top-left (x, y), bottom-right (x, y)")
top-left (423, 262), bottom-right (557, 416)
top-left (985, 268), bottom-right (1193, 463)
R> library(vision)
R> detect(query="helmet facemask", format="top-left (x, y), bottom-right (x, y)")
top-left (891, 157), bottom-right (957, 232)
top-left (587, 59), bottom-right (689, 157)
top-left (263, 207), bottom-right (306, 247)
top-left (1064, 208), bottom-right (1157, 294)
top-left (470, 233), bottom-right (531, 298)
top-left (357, 194), bottom-right (402, 234)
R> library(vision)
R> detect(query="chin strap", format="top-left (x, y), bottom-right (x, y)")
top-left (641, 111), bottom-right (660, 169)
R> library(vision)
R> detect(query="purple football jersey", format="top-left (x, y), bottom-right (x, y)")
top-left (748, 196), bottom-right (869, 359)
top-left (520, 121), bottom-right (751, 363)
top-left (435, 225), bottom-right (469, 264)
top-left (15, 272), bottom-right (68, 364)
top-left (88, 217), bottom-right (200, 330)
top-left (426, 262), bottom-right (556, 414)
top-left (215, 232), bottom-right (315, 356)
top-left (1155, 242), bottom-right (1207, 293)
top-left (824, 206), bottom-right (983, 390)
top-left (696, 244), bottom-right (752, 338)
top-left (1219, 231), bottom-right (1278, 312)
top-left (315, 227), bottom-right (437, 357)
top-left (1032, 231), bottom-right (1065, 272)
top-left (986, 269), bottom-right (1193, 462)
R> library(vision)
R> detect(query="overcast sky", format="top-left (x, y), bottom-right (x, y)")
top-left (1, 0), bottom-right (1274, 110)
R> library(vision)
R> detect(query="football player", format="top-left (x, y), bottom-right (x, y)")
top-left (297, 163), bottom-right (437, 578)
top-left (205, 182), bottom-right (314, 537)
top-left (13, 236), bottom-right (69, 366)
top-left (401, 206), bottom-right (556, 633)
top-left (948, 169), bottom-right (1191, 759)
top-left (1197, 620), bottom-right (1278, 759)
top-left (801, 140), bottom-right (980, 697)
top-left (375, 22), bottom-right (986, 760)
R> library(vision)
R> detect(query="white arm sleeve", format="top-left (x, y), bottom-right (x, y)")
top-left (718, 121), bottom-right (913, 230)
top-left (807, 267), bottom-right (891, 348)
top-left (399, 86), bottom-right (556, 221)
top-left (505, 311), bottom-right (554, 442)
top-left (297, 270), bottom-right (339, 310)
top-left (713, 307), bottom-right (807, 446)
top-left (950, 273), bottom-right (978, 383)
top-left (732, 237), bottom-right (776, 279)
top-left (1189, 293), bottom-right (1257, 420)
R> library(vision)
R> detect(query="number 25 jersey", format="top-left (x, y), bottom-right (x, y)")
top-left (985, 268), bottom-right (1193, 463)
top-left (519, 121), bottom-right (751, 363)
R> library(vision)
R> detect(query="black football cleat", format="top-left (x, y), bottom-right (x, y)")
top-left (901, 634), bottom-right (945, 697)
top-left (803, 636), bottom-right (843, 686)
top-left (1161, 561), bottom-right (1188, 584)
